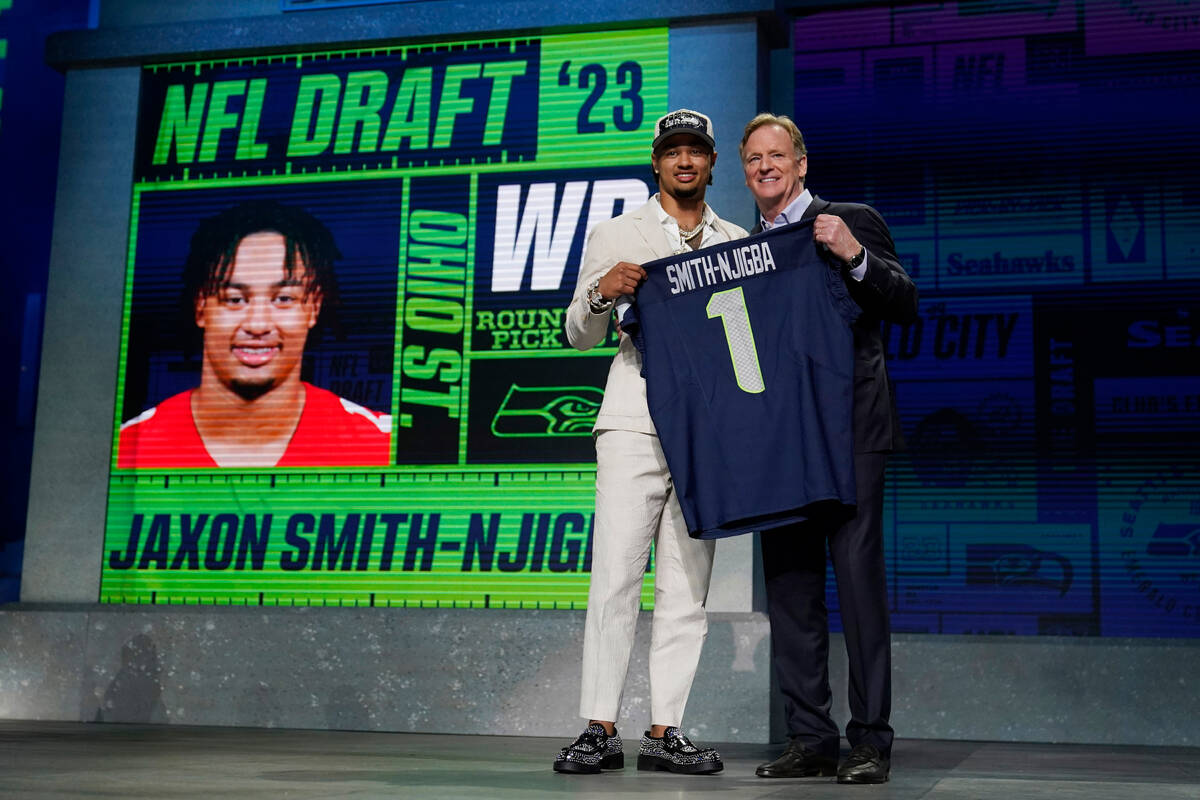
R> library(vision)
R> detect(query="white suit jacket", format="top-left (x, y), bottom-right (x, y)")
top-left (564, 198), bottom-right (748, 434)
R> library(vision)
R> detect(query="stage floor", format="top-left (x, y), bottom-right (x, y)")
top-left (1, 721), bottom-right (1198, 799)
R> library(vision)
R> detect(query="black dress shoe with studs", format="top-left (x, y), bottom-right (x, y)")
top-left (553, 723), bottom-right (624, 773)
top-left (837, 744), bottom-right (890, 784)
top-left (755, 740), bottom-right (838, 778)
top-left (637, 727), bottom-right (723, 774)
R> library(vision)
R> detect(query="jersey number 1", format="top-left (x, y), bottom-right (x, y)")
top-left (706, 287), bottom-right (765, 394)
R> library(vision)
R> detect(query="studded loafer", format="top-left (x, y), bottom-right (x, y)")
top-left (553, 723), bottom-right (624, 774)
top-left (636, 727), bottom-right (723, 774)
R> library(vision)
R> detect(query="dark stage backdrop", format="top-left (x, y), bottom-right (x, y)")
top-left (792, 1), bottom-right (1200, 637)
top-left (0, 0), bottom-right (95, 603)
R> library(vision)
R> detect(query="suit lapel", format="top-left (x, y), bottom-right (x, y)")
top-left (800, 193), bottom-right (830, 222)
top-left (629, 199), bottom-right (667, 256)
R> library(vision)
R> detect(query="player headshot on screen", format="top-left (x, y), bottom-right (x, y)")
top-left (118, 200), bottom-right (391, 468)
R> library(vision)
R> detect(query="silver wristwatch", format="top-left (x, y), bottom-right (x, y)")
top-left (586, 278), bottom-right (614, 313)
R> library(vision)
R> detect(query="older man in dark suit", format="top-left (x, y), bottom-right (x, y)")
top-left (741, 113), bottom-right (918, 785)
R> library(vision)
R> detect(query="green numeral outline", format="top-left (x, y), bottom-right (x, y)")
top-left (705, 287), bottom-right (765, 394)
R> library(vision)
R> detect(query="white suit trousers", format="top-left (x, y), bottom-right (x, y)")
top-left (579, 429), bottom-right (716, 727)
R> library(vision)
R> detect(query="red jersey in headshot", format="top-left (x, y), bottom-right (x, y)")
top-left (117, 382), bottom-right (391, 468)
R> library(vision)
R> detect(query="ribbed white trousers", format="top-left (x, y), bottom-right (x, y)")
top-left (578, 429), bottom-right (716, 727)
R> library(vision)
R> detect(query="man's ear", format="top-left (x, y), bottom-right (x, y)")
top-left (306, 291), bottom-right (323, 330)
top-left (194, 295), bottom-right (207, 328)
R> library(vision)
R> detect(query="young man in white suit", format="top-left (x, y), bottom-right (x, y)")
top-left (552, 109), bottom-right (748, 775)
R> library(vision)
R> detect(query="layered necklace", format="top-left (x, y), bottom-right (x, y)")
top-left (679, 221), bottom-right (705, 249)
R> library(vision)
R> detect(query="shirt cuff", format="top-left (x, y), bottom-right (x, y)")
top-left (848, 249), bottom-right (869, 282)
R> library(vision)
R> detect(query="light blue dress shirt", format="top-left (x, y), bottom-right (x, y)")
top-left (760, 189), bottom-right (868, 281)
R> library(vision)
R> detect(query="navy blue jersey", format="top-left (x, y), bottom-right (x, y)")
top-left (624, 220), bottom-right (861, 539)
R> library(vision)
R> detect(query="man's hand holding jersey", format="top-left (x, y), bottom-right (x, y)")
top-left (813, 213), bottom-right (863, 264)
top-left (598, 260), bottom-right (647, 301)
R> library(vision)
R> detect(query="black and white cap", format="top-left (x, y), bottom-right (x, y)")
top-left (652, 108), bottom-right (715, 151)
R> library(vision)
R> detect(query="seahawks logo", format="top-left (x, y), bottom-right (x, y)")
top-left (966, 544), bottom-right (1073, 597)
top-left (491, 385), bottom-right (603, 437)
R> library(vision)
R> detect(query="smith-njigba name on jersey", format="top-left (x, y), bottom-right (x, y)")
top-left (665, 241), bottom-right (778, 295)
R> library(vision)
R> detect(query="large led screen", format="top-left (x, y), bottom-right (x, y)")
top-left (102, 29), bottom-right (668, 608)
top-left (794, 1), bottom-right (1200, 637)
